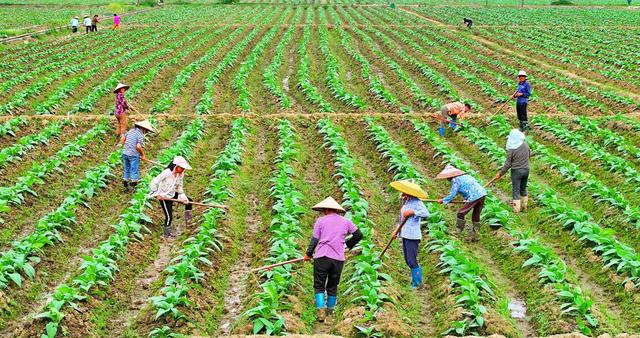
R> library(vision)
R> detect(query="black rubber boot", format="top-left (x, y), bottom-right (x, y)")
top-left (122, 180), bottom-right (129, 192)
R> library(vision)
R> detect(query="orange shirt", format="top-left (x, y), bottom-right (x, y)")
top-left (446, 102), bottom-right (466, 118)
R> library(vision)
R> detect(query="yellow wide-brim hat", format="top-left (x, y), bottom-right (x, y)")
top-left (134, 119), bottom-right (155, 133)
top-left (436, 164), bottom-right (466, 179)
top-left (390, 180), bottom-right (427, 200)
top-left (312, 196), bottom-right (346, 212)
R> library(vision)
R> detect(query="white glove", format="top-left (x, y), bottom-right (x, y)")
top-left (177, 193), bottom-right (188, 204)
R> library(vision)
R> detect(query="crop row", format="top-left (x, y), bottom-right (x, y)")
top-left (150, 118), bottom-right (248, 337)
top-left (244, 119), bottom-right (303, 335)
top-left (36, 118), bottom-right (205, 338)
top-left (297, 10), bottom-right (333, 112)
top-left (0, 119), bottom-right (67, 169)
top-left (0, 120), bottom-right (109, 217)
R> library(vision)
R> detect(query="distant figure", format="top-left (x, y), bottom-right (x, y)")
top-left (512, 70), bottom-right (531, 131)
top-left (113, 13), bottom-right (121, 29)
top-left (83, 15), bottom-right (91, 33)
top-left (91, 15), bottom-right (99, 32)
top-left (463, 17), bottom-right (473, 28)
top-left (70, 16), bottom-right (79, 33)
top-left (627, 0), bottom-right (632, 5)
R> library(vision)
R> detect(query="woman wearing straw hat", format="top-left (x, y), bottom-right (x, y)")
top-left (390, 180), bottom-right (429, 289)
top-left (113, 83), bottom-right (138, 140)
top-left (70, 16), bottom-right (79, 33)
top-left (437, 165), bottom-right (487, 241)
top-left (149, 156), bottom-right (193, 238)
top-left (83, 15), bottom-right (91, 33)
top-left (120, 119), bottom-right (154, 193)
top-left (304, 197), bottom-right (362, 322)
top-left (512, 70), bottom-right (531, 132)
top-left (495, 128), bottom-right (531, 212)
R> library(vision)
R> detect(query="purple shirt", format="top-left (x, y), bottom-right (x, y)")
top-left (114, 92), bottom-right (128, 115)
top-left (311, 214), bottom-right (357, 261)
top-left (114, 15), bottom-right (121, 25)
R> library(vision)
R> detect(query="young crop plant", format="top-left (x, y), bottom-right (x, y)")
top-left (232, 11), bottom-right (289, 112)
top-left (243, 119), bottom-right (303, 335)
top-left (151, 26), bottom-right (234, 113)
top-left (574, 116), bottom-right (640, 160)
top-left (150, 118), bottom-right (248, 337)
top-left (0, 117), bottom-right (27, 137)
top-left (533, 115), bottom-right (640, 192)
top-left (491, 115), bottom-right (640, 228)
top-left (426, 120), bottom-right (600, 334)
top-left (262, 8), bottom-right (301, 109)
top-left (72, 27), bottom-right (203, 114)
top-left (364, 117), bottom-right (496, 335)
top-left (316, 118), bottom-right (389, 336)
top-left (317, 17), bottom-right (366, 109)
top-left (37, 119), bottom-right (205, 338)
top-left (297, 24), bottom-right (333, 112)
top-left (0, 120), bottom-right (67, 169)
top-left (0, 150), bottom-right (121, 289)
top-left (0, 120), bottom-right (109, 217)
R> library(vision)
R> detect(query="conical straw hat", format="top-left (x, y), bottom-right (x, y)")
top-left (113, 83), bottom-right (129, 93)
top-left (134, 119), bottom-right (155, 133)
top-left (436, 164), bottom-right (466, 179)
top-left (390, 180), bottom-right (427, 200)
top-left (312, 197), bottom-right (345, 212)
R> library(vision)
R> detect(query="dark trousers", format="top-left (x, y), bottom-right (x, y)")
top-left (159, 192), bottom-right (192, 235)
top-left (402, 238), bottom-right (420, 269)
top-left (511, 168), bottom-right (529, 199)
top-left (516, 104), bottom-right (528, 121)
top-left (91, 25), bottom-right (97, 32)
top-left (86, 26), bottom-right (91, 33)
top-left (313, 256), bottom-right (344, 296)
top-left (457, 196), bottom-right (485, 222)
top-left (72, 26), bottom-right (78, 33)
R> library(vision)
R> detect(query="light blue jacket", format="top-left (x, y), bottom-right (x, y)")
top-left (398, 197), bottom-right (429, 240)
top-left (443, 174), bottom-right (487, 204)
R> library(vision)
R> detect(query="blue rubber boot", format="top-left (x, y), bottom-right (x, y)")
top-left (410, 267), bottom-right (423, 289)
top-left (327, 295), bottom-right (337, 310)
top-left (438, 126), bottom-right (445, 137)
top-left (450, 121), bottom-right (457, 129)
top-left (315, 293), bottom-right (325, 309)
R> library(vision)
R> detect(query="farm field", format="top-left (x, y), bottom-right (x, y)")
top-left (0, 2), bottom-right (639, 338)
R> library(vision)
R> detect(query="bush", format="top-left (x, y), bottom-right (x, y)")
top-left (106, 2), bottom-right (126, 14)
top-left (220, 0), bottom-right (239, 3)
top-left (551, 0), bottom-right (575, 5)
top-left (140, 0), bottom-right (157, 6)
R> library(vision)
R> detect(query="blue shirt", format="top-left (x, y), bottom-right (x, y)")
top-left (443, 175), bottom-right (487, 204)
top-left (516, 80), bottom-right (531, 105)
top-left (398, 197), bottom-right (429, 240)
top-left (123, 127), bottom-right (144, 157)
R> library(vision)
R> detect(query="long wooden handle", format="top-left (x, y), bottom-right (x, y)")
top-left (484, 176), bottom-right (499, 188)
top-left (430, 114), bottom-right (464, 126)
top-left (163, 198), bottom-right (228, 210)
top-left (142, 158), bottom-right (164, 167)
top-left (252, 257), bottom-right (306, 272)
top-left (423, 199), bottom-right (465, 204)
top-left (379, 217), bottom-right (409, 260)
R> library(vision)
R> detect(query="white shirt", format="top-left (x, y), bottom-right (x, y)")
top-left (71, 18), bottom-right (79, 27)
top-left (83, 18), bottom-right (92, 26)
top-left (149, 169), bottom-right (184, 199)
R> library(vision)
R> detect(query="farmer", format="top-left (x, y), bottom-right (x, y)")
top-left (304, 197), bottom-right (363, 322)
top-left (439, 101), bottom-right (471, 136)
top-left (113, 83), bottom-right (136, 139)
top-left (437, 165), bottom-right (487, 241)
top-left (390, 180), bottom-right (429, 289)
top-left (463, 17), bottom-right (473, 28)
top-left (70, 16), bottom-right (79, 33)
top-left (149, 156), bottom-right (194, 238)
top-left (83, 15), bottom-right (92, 33)
top-left (513, 70), bottom-right (531, 131)
top-left (113, 13), bottom-right (121, 29)
top-left (121, 119), bottom-right (154, 193)
top-left (91, 15), bottom-right (99, 32)
top-left (495, 129), bottom-right (531, 212)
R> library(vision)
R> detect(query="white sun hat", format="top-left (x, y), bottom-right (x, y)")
top-left (113, 83), bottom-right (129, 93)
top-left (517, 70), bottom-right (527, 77)
top-left (312, 196), bottom-right (346, 212)
top-left (172, 156), bottom-right (192, 170)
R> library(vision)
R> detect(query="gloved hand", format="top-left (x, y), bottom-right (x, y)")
top-left (495, 173), bottom-right (501, 180)
top-left (437, 199), bottom-right (444, 204)
top-left (177, 193), bottom-right (188, 204)
top-left (303, 255), bottom-right (312, 261)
